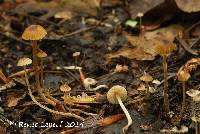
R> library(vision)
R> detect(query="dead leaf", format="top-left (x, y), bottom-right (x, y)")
top-left (175, 0), bottom-right (200, 13)
top-left (8, 68), bottom-right (33, 78)
top-left (106, 47), bottom-right (154, 62)
top-left (129, 0), bottom-right (164, 18)
top-left (98, 114), bottom-right (125, 127)
top-left (144, 24), bottom-right (184, 42)
top-left (7, 92), bottom-right (24, 107)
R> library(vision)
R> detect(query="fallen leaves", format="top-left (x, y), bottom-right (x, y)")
top-left (98, 114), bottom-right (125, 127)
top-left (6, 92), bottom-right (24, 107)
top-left (175, 0), bottom-right (200, 13)
top-left (105, 24), bottom-right (183, 62)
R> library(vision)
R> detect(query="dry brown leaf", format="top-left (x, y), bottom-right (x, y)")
top-left (106, 47), bottom-right (155, 62)
top-left (144, 24), bottom-right (184, 42)
top-left (8, 68), bottom-right (33, 78)
top-left (7, 92), bottom-right (24, 107)
top-left (175, 0), bottom-right (200, 13)
top-left (98, 114), bottom-right (125, 127)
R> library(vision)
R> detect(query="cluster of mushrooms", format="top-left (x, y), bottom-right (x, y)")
top-left (16, 24), bottom-right (200, 134)
top-left (17, 24), bottom-right (132, 133)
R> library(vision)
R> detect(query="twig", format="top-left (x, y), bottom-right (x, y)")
top-left (64, 26), bottom-right (96, 37)
top-left (176, 37), bottom-right (198, 55)
top-left (24, 69), bottom-right (85, 121)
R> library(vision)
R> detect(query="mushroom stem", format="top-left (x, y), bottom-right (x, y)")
top-left (32, 41), bottom-right (55, 106)
top-left (40, 60), bottom-right (44, 88)
top-left (116, 95), bottom-right (132, 133)
top-left (195, 121), bottom-right (198, 134)
top-left (74, 57), bottom-right (77, 69)
top-left (32, 40), bottom-right (40, 88)
top-left (23, 67), bottom-right (85, 121)
top-left (162, 55), bottom-right (170, 114)
top-left (180, 81), bottom-right (186, 117)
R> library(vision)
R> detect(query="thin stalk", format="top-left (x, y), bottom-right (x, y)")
top-left (23, 66), bottom-right (85, 121)
top-left (163, 55), bottom-right (170, 114)
top-left (32, 40), bottom-right (40, 88)
top-left (32, 41), bottom-right (56, 106)
top-left (40, 60), bottom-right (44, 88)
top-left (195, 122), bottom-right (198, 134)
top-left (74, 57), bottom-right (77, 69)
top-left (180, 81), bottom-right (186, 117)
top-left (116, 95), bottom-right (132, 134)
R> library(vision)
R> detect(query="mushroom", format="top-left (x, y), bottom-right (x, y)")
top-left (170, 125), bottom-right (188, 133)
top-left (36, 49), bottom-right (47, 88)
top-left (17, 58), bottom-right (32, 81)
top-left (22, 24), bottom-right (47, 89)
top-left (140, 73), bottom-right (153, 98)
top-left (72, 51), bottom-right (80, 69)
top-left (137, 12), bottom-right (144, 32)
top-left (107, 85), bottom-right (132, 134)
top-left (17, 58), bottom-right (84, 121)
top-left (60, 83), bottom-right (71, 98)
top-left (83, 78), bottom-right (108, 91)
top-left (177, 70), bottom-right (190, 117)
top-left (22, 25), bottom-right (55, 106)
top-left (186, 89), bottom-right (200, 134)
top-left (155, 42), bottom-right (176, 115)
top-left (191, 115), bottom-right (200, 134)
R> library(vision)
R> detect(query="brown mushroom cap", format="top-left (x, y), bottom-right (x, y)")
top-left (177, 70), bottom-right (190, 82)
top-left (155, 42), bottom-right (176, 56)
top-left (22, 25), bottom-right (47, 40)
top-left (37, 50), bottom-right (47, 58)
top-left (107, 85), bottom-right (127, 104)
top-left (17, 58), bottom-right (32, 66)
top-left (60, 83), bottom-right (71, 92)
top-left (140, 73), bottom-right (153, 82)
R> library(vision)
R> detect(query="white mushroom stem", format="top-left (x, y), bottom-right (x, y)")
top-left (85, 84), bottom-right (108, 91)
top-left (23, 66), bottom-right (85, 121)
top-left (116, 95), bottom-right (132, 133)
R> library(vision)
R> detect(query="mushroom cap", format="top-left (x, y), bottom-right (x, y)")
top-left (177, 70), bottom-right (190, 82)
top-left (17, 58), bottom-right (32, 66)
top-left (192, 94), bottom-right (200, 102)
top-left (137, 12), bottom-right (144, 17)
top-left (155, 42), bottom-right (176, 56)
top-left (186, 89), bottom-right (200, 97)
top-left (37, 50), bottom-right (47, 58)
top-left (107, 85), bottom-right (127, 104)
top-left (60, 83), bottom-right (71, 92)
top-left (83, 78), bottom-right (97, 86)
top-left (171, 125), bottom-right (188, 133)
top-left (191, 115), bottom-right (200, 122)
top-left (73, 52), bottom-right (80, 57)
top-left (140, 73), bottom-right (153, 82)
top-left (22, 25), bottom-right (47, 40)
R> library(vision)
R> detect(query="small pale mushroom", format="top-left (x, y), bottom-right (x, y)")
top-left (36, 50), bottom-right (47, 88)
top-left (17, 58), bottom-right (32, 75)
top-left (60, 83), bottom-right (71, 98)
top-left (72, 51), bottom-right (80, 68)
top-left (170, 125), bottom-right (188, 133)
top-left (107, 85), bottom-right (132, 134)
top-left (17, 58), bottom-right (32, 83)
top-left (187, 89), bottom-right (200, 134)
top-left (83, 78), bottom-right (108, 91)
top-left (140, 73), bottom-right (153, 98)
top-left (177, 70), bottom-right (191, 117)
